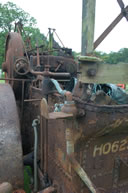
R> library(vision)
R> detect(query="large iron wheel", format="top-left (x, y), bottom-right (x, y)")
top-left (0, 83), bottom-right (24, 189)
top-left (3, 32), bottom-right (24, 85)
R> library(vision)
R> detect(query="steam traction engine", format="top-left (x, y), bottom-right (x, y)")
top-left (1, 0), bottom-right (128, 193)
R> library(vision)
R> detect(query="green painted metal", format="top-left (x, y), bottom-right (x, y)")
top-left (81, 0), bottom-right (96, 55)
top-left (48, 28), bottom-right (53, 51)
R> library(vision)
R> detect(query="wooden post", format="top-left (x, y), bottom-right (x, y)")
top-left (81, 0), bottom-right (96, 55)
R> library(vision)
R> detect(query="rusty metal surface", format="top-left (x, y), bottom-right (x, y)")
top-left (0, 84), bottom-right (23, 189)
top-left (47, 119), bottom-right (74, 193)
top-left (2, 32), bottom-right (24, 96)
top-left (3, 32), bottom-right (24, 79)
top-left (2, 24), bottom-right (128, 193)
top-left (39, 89), bottom-right (128, 193)
top-left (31, 55), bottom-right (77, 76)
top-left (40, 98), bottom-right (73, 119)
top-left (13, 190), bottom-right (25, 193)
top-left (72, 84), bottom-right (128, 192)
top-left (68, 155), bottom-right (98, 193)
top-left (38, 187), bottom-right (55, 193)
top-left (30, 69), bottom-right (71, 79)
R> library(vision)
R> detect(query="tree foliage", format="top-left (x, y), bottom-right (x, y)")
top-left (94, 48), bottom-right (128, 64)
top-left (22, 26), bottom-right (48, 50)
top-left (0, 31), bottom-right (5, 68)
top-left (0, 1), bottom-right (47, 68)
top-left (0, 1), bottom-right (36, 32)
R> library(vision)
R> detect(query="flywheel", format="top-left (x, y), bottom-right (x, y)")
top-left (2, 32), bottom-right (24, 91)
top-left (0, 83), bottom-right (24, 189)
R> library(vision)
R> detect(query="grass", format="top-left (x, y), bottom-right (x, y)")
top-left (0, 79), bottom-right (5, 83)
top-left (24, 166), bottom-right (33, 193)
top-left (0, 71), bottom-right (5, 83)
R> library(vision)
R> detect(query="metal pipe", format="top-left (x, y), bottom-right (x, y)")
top-left (30, 69), bottom-right (70, 78)
top-left (51, 79), bottom-right (73, 100)
top-left (36, 46), bottom-right (40, 67)
top-left (51, 78), bottom-right (66, 95)
top-left (32, 119), bottom-right (39, 192)
top-left (21, 80), bottom-right (25, 128)
top-left (81, 0), bottom-right (96, 55)
top-left (24, 99), bottom-right (41, 102)
top-left (54, 30), bottom-right (65, 47)
top-left (44, 119), bottom-right (48, 174)
top-left (48, 28), bottom-right (53, 51)
top-left (40, 117), bottom-right (44, 171)
top-left (0, 78), bottom-right (29, 81)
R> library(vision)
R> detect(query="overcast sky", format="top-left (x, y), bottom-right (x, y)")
top-left (1, 0), bottom-right (128, 53)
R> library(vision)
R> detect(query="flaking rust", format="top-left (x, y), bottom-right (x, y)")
top-left (1, 0), bottom-right (128, 193)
